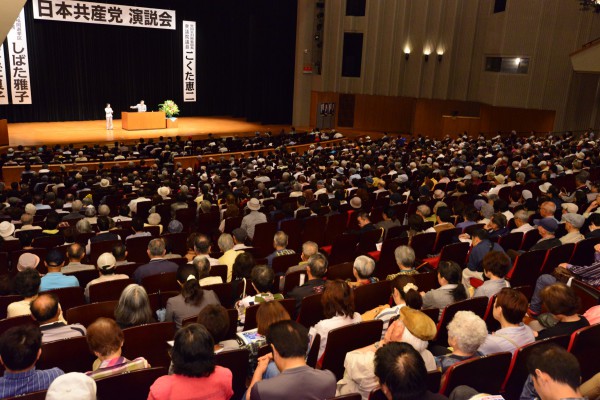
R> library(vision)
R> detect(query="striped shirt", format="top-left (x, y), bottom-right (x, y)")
top-left (86, 356), bottom-right (149, 380)
top-left (567, 251), bottom-right (600, 287)
top-left (0, 367), bottom-right (64, 398)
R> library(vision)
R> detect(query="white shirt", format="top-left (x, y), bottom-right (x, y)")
top-left (105, 107), bottom-right (113, 117)
top-left (511, 223), bottom-right (534, 233)
top-left (309, 313), bottom-right (362, 360)
top-left (131, 103), bottom-right (147, 112)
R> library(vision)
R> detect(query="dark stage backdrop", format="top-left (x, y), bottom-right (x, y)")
top-left (0, 0), bottom-right (297, 125)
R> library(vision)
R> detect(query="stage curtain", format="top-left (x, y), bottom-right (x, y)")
top-left (0, 0), bottom-right (297, 125)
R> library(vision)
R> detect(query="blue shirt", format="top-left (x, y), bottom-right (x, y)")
top-left (40, 272), bottom-right (80, 292)
top-left (467, 240), bottom-right (505, 272)
top-left (0, 367), bottom-right (64, 398)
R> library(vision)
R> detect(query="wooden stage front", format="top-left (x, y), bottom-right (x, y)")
top-left (6, 116), bottom-right (293, 147)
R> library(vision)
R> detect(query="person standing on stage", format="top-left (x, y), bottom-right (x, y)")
top-left (105, 103), bottom-right (113, 130)
top-left (130, 100), bottom-right (147, 112)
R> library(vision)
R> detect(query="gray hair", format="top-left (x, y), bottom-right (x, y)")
top-left (447, 311), bottom-right (488, 354)
top-left (514, 210), bottom-right (529, 223)
top-left (417, 205), bottom-right (431, 217)
top-left (193, 256), bottom-right (211, 278)
top-left (353, 255), bottom-right (376, 279)
top-left (76, 219), bottom-right (92, 233)
top-left (307, 253), bottom-right (328, 278)
top-left (541, 201), bottom-right (556, 215)
top-left (114, 284), bottom-right (154, 328)
top-left (98, 204), bottom-right (110, 217)
top-left (515, 171), bottom-right (526, 181)
top-left (302, 241), bottom-right (318, 258)
top-left (84, 206), bottom-right (96, 217)
top-left (217, 233), bottom-right (234, 252)
top-left (394, 245), bottom-right (415, 268)
top-left (148, 238), bottom-right (166, 257)
top-left (480, 204), bottom-right (495, 219)
top-left (199, 200), bottom-right (212, 214)
top-left (273, 231), bottom-right (288, 248)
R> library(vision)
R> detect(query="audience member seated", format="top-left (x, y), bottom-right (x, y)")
top-left (284, 240), bottom-right (318, 275)
top-left (287, 253), bottom-right (328, 314)
top-left (375, 207), bottom-right (402, 238)
top-left (265, 231), bottom-right (295, 267)
top-left (435, 311), bottom-right (487, 373)
top-left (529, 217), bottom-right (562, 251)
top-left (231, 228), bottom-right (252, 251)
top-left (247, 320), bottom-right (336, 400)
top-left (484, 213), bottom-right (509, 240)
top-left (585, 213), bottom-right (600, 238)
top-left (85, 215), bottom-right (120, 254)
top-left (241, 198), bottom-right (267, 240)
top-left (194, 255), bottom-right (223, 286)
top-left (84, 252), bottom-right (130, 301)
top-left (145, 213), bottom-right (163, 235)
top-left (165, 264), bottom-right (221, 329)
top-left (0, 221), bottom-right (17, 242)
top-left (309, 279), bottom-right (362, 360)
top-left (39, 249), bottom-right (80, 291)
top-left (62, 243), bottom-right (95, 273)
top-left (472, 251), bottom-right (511, 298)
top-left (386, 245), bottom-right (419, 280)
top-left (189, 234), bottom-right (219, 266)
top-left (559, 213), bottom-right (585, 244)
top-left (511, 209), bottom-right (535, 233)
top-left (31, 293), bottom-right (86, 343)
top-left (126, 216), bottom-right (152, 241)
top-left (197, 305), bottom-right (239, 352)
top-left (133, 238), bottom-right (179, 284)
top-left (7, 268), bottom-right (41, 318)
top-left (0, 325), bottom-right (64, 397)
top-left (363, 275), bottom-right (423, 337)
top-left (461, 229), bottom-right (505, 289)
top-left (421, 261), bottom-right (468, 317)
top-left (85, 317), bottom-right (149, 379)
top-left (349, 255), bottom-right (378, 288)
top-left (148, 324), bottom-right (233, 400)
top-left (532, 283), bottom-right (589, 341)
top-left (217, 233), bottom-right (243, 282)
top-left (236, 265), bottom-right (283, 325)
top-left (337, 308), bottom-right (437, 399)
top-left (14, 212), bottom-right (42, 233)
top-left (112, 242), bottom-right (133, 266)
top-left (373, 342), bottom-right (448, 400)
top-left (478, 288), bottom-right (534, 355)
top-left (114, 284), bottom-right (155, 329)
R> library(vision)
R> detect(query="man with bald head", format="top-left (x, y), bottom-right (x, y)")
top-left (62, 243), bottom-right (95, 273)
top-left (30, 293), bottom-right (85, 343)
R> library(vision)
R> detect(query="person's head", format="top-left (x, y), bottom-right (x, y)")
top-left (67, 243), bottom-right (86, 262)
top-left (513, 210), bottom-right (529, 227)
top-left (527, 345), bottom-right (582, 399)
top-left (131, 216), bottom-right (145, 232)
top-left (177, 263), bottom-right (203, 306)
top-left (307, 253), bottom-right (328, 279)
top-left (482, 250), bottom-right (511, 279)
top-left (197, 305), bottom-right (230, 343)
top-left (471, 229), bottom-right (489, 246)
top-left (232, 252), bottom-right (255, 280)
top-left (112, 243), bottom-right (127, 261)
top-left (217, 233), bottom-right (234, 252)
top-left (193, 256), bottom-right (211, 278)
top-left (0, 325), bottom-right (42, 372)
top-left (562, 213), bottom-right (585, 232)
top-left (114, 284), bottom-right (154, 328)
top-left (540, 283), bottom-right (580, 317)
top-left (194, 234), bottom-right (212, 254)
top-left (391, 275), bottom-right (423, 309)
top-left (437, 261), bottom-right (467, 301)
top-left (45, 249), bottom-right (65, 271)
top-left (250, 265), bottom-right (275, 293)
top-left (266, 320), bottom-right (309, 364)
top-left (20, 213), bottom-right (33, 226)
top-left (589, 213), bottom-right (600, 231)
top-left (13, 268), bottom-right (40, 298)
top-left (540, 201), bottom-right (557, 218)
top-left (493, 288), bottom-right (528, 325)
top-left (171, 323), bottom-right (215, 377)
top-left (394, 245), bottom-right (415, 270)
top-left (446, 311), bottom-right (488, 354)
top-left (147, 238), bottom-right (166, 258)
top-left (231, 228), bottom-right (248, 245)
top-left (357, 211), bottom-right (371, 227)
top-left (436, 207), bottom-right (453, 224)
top-left (353, 255), bottom-right (376, 280)
top-left (416, 204), bottom-right (431, 218)
top-left (321, 279), bottom-right (355, 319)
top-left (30, 293), bottom-right (60, 323)
top-left (301, 241), bottom-right (318, 260)
top-left (96, 215), bottom-right (110, 231)
top-left (86, 318), bottom-right (124, 358)
top-left (272, 231), bottom-right (288, 250)
top-left (256, 301), bottom-right (291, 336)
top-left (374, 342), bottom-right (428, 400)
top-left (407, 214), bottom-right (424, 232)
top-left (489, 213), bottom-right (507, 230)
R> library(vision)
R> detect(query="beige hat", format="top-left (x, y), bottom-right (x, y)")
top-left (147, 213), bottom-right (161, 225)
top-left (399, 306), bottom-right (437, 341)
top-left (539, 182), bottom-right (552, 193)
top-left (433, 189), bottom-right (445, 200)
top-left (46, 372), bottom-right (96, 400)
top-left (561, 203), bottom-right (578, 214)
top-left (494, 174), bottom-right (505, 184)
top-left (0, 221), bottom-right (15, 238)
top-left (17, 253), bottom-right (40, 272)
top-left (247, 198), bottom-right (261, 211)
top-left (350, 197), bottom-right (362, 209)
top-left (97, 252), bottom-right (117, 270)
top-left (100, 178), bottom-right (110, 188)
top-left (157, 186), bottom-right (170, 197)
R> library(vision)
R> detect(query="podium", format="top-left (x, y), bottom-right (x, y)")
top-left (0, 119), bottom-right (8, 146)
top-left (122, 111), bottom-right (166, 130)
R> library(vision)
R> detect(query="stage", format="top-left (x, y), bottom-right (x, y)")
top-left (6, 116), bottom-right (293, 147)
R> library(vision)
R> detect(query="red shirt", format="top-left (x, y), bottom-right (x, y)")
top-left (148, 366), bottom-right (233, 400)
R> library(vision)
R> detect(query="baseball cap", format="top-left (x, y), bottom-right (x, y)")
top-left (533, 217), bottom-right (558, 233)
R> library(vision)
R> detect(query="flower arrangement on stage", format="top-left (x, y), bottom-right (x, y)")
top-left (159, 100), bottom-right (180, 118)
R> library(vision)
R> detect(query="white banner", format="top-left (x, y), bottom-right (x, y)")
top-left (183, 21), bottom-right (196, 102)
top-left (0, 45), bottom-right (8, 105)
top-left (33, 0), bottom-right (176, 30)
top-left (7, 10), bottom-right (32, 105)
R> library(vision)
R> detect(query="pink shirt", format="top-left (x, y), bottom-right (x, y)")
top-left (148, 366), bottom-right (233, 400)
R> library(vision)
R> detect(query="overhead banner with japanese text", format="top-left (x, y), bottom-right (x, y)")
top-left (183, 20), bottom-right (196, 102)
top-left (33, 0), bottom-right (176, 30)
top-left (0, 45), bottom-right (8, 105)
top-left (7, 10), bottom-right (32, 104)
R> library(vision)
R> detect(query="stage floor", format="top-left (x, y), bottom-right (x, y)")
top-left (7, 116), bottom-right (292, 147)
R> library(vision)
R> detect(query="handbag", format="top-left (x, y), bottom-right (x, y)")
top-left (552, 266), bottom-right (575, 283)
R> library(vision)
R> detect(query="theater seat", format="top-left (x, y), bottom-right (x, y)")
top-left (96, 367), bottom-right (167, 400)
top-left (439, 352), bottom-right (512, 396)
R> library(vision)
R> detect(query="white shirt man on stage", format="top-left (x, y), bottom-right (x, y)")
top-left (104, 103), bottom-right (113, 130)
top-left (130, 100), bottom-right (147, 112)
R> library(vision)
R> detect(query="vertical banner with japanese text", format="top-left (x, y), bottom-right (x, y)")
top-left (7, 9), bottom-right (32, 104)
top-left (183, 21), bottom-right (196, 102)
top-left (0, 45), bottom-right (9, 105)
